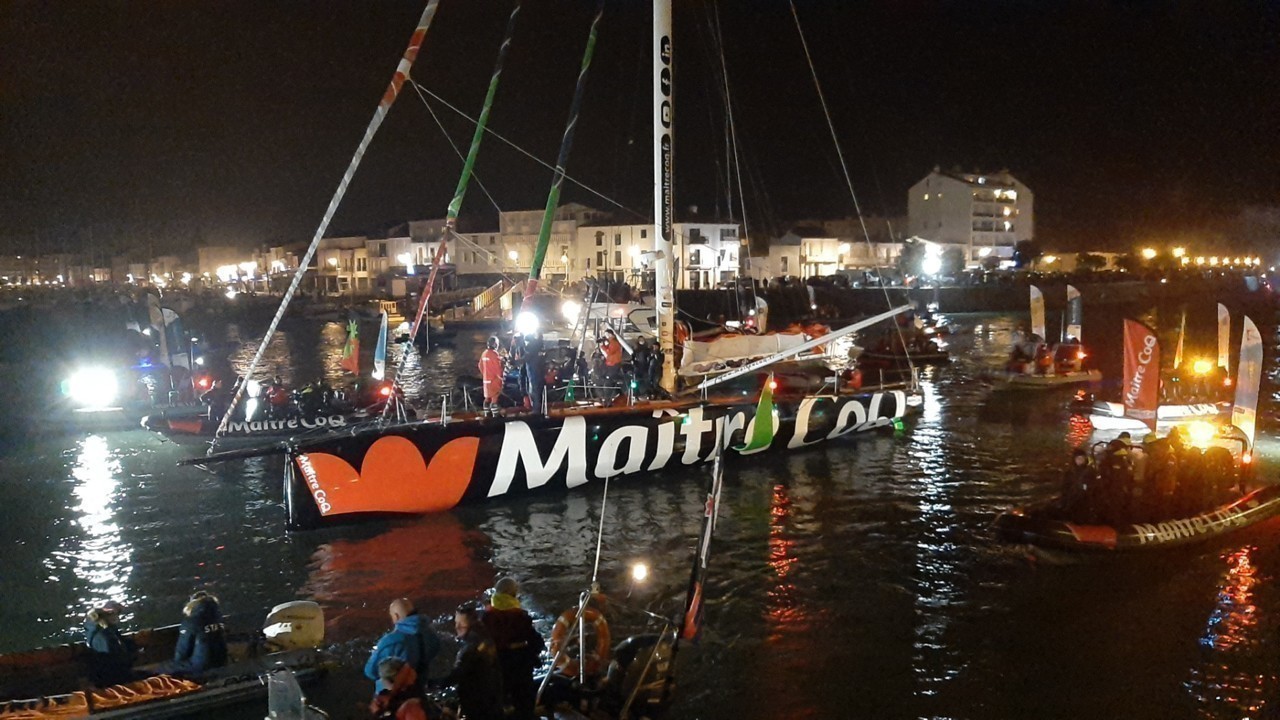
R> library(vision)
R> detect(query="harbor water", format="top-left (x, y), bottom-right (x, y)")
top-left (2, 307), bottom-right (1279, 719)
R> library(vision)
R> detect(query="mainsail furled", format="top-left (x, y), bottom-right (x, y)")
top-left (1122, 319), bottom-right (1160, 431)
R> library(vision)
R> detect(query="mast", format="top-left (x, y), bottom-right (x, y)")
top-left (524, 2), bottom-right (606, 299)
top-left (212, 1), bottom-right (443, 443)
top-left (654, 0), bottom-right (676, 393)
top-left (412, 2), bottom-right (522, 345)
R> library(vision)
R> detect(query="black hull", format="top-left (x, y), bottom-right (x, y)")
top-left (284, 389), bottom-right (919, 529)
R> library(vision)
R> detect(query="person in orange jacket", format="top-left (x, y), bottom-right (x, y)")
top-left (601, 329), bottom-right (625, 402)
top-left (478, 336), bottom-right (504, 417)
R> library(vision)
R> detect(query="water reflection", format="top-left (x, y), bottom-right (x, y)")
top-left (1187, 546), bottom-right (1275, 718)
top-left (59, 435), bottom-right (133, 613)
top-left (908, 378), bottom-right (965, 701)
top-left (300, 515), bottom-right (495, 641)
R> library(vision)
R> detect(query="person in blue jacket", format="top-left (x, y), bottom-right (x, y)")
top-left (364, 598), bottom-right (440, 693)
top-left (171, 590), bottom-right (228, 676)
top-left (84, 600), bottom-right (135, 687)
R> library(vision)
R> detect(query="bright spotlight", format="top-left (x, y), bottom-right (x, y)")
top-left (631, 562), bottom-right (649, 583)
top-left (921, 254), bottom-right (943, 275)
top-left (515, 311), bottom-right (540, 336)
top-left (66, 367), bottom-right (119, 409)
top-left (1192, 359), bottom-right (1213, 376)
top-left (1185, 420), bottom-right (1217, 448)
top-left (560, 300), bottom-right (582, 322)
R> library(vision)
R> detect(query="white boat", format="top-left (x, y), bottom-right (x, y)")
top-left (1086, 400), bottom-right (1230, 431)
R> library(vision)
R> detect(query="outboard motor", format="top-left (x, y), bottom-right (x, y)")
top-left (262, 601), bottom-right (324, 652)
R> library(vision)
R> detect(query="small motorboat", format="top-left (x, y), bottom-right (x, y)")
top-left (993, 483), bottom-right (1280, 553)
top-left (0, 601), bottom-right (329, 719)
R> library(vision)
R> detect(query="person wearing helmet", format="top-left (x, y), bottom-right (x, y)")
top-left (478, 336), bottom-right (504, 417)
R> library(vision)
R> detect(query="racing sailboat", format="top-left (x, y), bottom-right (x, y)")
top-left (197, 1), bottom-right (922, 529)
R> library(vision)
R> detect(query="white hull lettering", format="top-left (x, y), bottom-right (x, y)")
top-left (226, 415), bottom-right (346, 435)
top-left (680, 407), bottom-right (716, 465)
top-left (491, 416), bottom-right (588, 497)
top-left (787, 398), bottom-right (824, 450)
top-left (828, 399), bottom-right (869, 440)
top-left (294, 454), bottom-right (332, 514)
top-left (596, 425), bottom-right (649, 479)
top-left (648, 418), bottom-right (677, 471)
top-left (1133, 504), bottom-right (1247, 544)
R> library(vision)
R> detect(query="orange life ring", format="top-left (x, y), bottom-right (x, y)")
top-left (549, 606), bottom-right (611, 678)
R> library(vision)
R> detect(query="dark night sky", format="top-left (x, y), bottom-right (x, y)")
top-left (2, 1), bottom-right (1277, 256)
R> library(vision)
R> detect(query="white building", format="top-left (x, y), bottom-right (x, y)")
top-left (907, 167), bottom-right (1033, 265)
top-left (754, 227), bottom-right (900, 279)
top-left (501, 203), bottom-right (606, 282)
top-left (573, 220), bottom-right (740, 289)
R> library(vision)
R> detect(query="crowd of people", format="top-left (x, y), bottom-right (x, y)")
top-left (1055, 428), bottom-right (1247, 526)
top-left (365, 578), bottom-right (545, 720)
top-left (477, 328), bottom-right (665, 417)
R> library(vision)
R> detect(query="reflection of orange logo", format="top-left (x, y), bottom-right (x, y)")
top-left (299, 435), bottom-right (479, 516)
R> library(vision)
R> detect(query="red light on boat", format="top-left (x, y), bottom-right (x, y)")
top-left (197, 377), bottom-right (210, 388)
top-left (1077, 351), bottom-right (1087, 360)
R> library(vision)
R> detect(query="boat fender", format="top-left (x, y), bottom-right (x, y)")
top-left (549, 607), bottom-right (611, 678)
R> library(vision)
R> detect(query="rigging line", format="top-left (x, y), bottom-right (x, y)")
top-left (410, 81), bottom-right (502, 216)
top-left (787, 1), bottom-right (915, 378)
top-left (408, 80), bottom-right (647, 222)
top-left (710, 0), bottom-right (759, 314)
top-left (211, 1), bottom-right (444, 448)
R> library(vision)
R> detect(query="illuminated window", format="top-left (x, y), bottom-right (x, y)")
top-left (923, 193), bottom-right (930, 200)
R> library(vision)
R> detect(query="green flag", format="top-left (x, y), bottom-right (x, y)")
top-left (738, 374), bottom-right (776, 452)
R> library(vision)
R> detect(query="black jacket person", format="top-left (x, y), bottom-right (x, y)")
top-left (482, 578), bottom-right (545, 720)
top-left (172, 590), bottom-right (228, 676)
top-left (445, 603), bottom-right (505, 720)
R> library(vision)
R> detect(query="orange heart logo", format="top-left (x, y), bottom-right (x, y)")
top-left (299, 435), bottom-right (480, 516)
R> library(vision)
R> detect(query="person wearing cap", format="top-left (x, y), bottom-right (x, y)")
top-left (84, 601), bottom-right (135, 687)
top-left (444, 602), bottom-right (504, 720)
top-left (482, 577), bottom-right (545, 720)
top-left (365, 598), bottom-right (440, 694)
top-left (171, 590), bottom-right (228, 676)
top-left (478, 336), bottom-right (504, 417)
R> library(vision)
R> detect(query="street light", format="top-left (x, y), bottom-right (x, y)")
top-left (508, 250), bottom-right (519, 262)
top-left (1141, 247), bottom-right (1157, 260)
top-left (1172, 247), bottom-right (1186, 258)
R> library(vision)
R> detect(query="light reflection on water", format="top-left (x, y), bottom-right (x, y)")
top-left (54, 435), bottom-right (133, 620)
